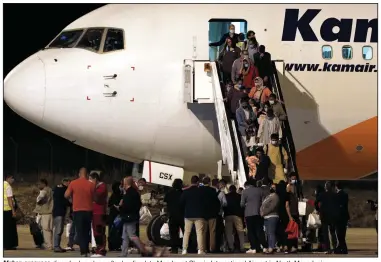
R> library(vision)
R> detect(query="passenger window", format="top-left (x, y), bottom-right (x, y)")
top-left (76, 28), bottom-right (105, 52)
top-left (362, 46), bottom-right (373, 60)
top-left (103, 29), bottom-right (124, 52)
top-left (48, 30), bottom-right (84, 48)
top-left (342, 45), bottom-right (353, 60)
top-left (321, 45), bottom-right (332, 60)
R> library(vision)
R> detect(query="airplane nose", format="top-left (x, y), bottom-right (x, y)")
top-left (4, 54), bottom-right (46, 125)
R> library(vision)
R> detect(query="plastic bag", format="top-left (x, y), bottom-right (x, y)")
top-left (307, 212), bottom-right (321, 229)
top-left (113, 215), bottom-right (123, 228)
top-left (66, 223), bottom-right (71, 238)
top-left (139, 206), bottom-right (153, 225)
top-left (298, 201), bottom-right (307, 216)
top-left (160, 223), bottom-right (170, 240)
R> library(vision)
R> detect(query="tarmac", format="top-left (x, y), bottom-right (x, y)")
top-left (4, 226), bottom-right (378, 258)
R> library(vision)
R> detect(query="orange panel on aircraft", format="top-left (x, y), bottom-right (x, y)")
top-left (296, 117), bottom-right (377, 180)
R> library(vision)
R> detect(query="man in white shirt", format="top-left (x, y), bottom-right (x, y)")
top-left (4, 174), bottom-right (18, 250)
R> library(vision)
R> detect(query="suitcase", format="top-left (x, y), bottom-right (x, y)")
top-left (29, 220), bottom-right (44, 246)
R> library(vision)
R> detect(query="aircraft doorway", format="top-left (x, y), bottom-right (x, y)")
top-left (208, 19), bottom-right (247, 61)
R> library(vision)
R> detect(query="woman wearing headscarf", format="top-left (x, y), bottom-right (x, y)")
top-left (108, 181), bottom-right (123, 251)
top-left (248, 77), bottom-right (272, 109)
top-left (240, 58), bottom-right (259, 89)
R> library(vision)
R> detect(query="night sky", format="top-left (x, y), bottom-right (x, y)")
top-left (2, 4), bottom-right (128, 175)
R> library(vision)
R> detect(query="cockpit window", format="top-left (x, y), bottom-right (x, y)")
top-left (103, 29), bottom-right (124, 52)
top-left (48, 30), bottom-right (84, 48)
top-left (76, 28), bottom-right (105, 52)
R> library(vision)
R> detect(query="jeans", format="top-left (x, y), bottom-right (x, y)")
top-left (73, 211), bottom-right (92, 255)
top-left (264, 217), bottom-right (279, 249)
top-left (121, 221), bottom-right (144, 257)
top-left (53, 216), bottom-right (64, 249)
top-left (67, 221), bottom-right (77, 247)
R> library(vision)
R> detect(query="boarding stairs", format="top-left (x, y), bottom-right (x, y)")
top-left (183, 59), bottom-right (247, 187)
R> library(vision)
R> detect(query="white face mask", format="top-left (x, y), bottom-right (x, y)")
top-left (229, 29), bottom-right (234, 34)
top-left (291, 180), bottom-right (296, 184)
top-left (138, 186), bottom-right (144, 191)
top-left (271, 140), bottom-right (277, 145)
top-left (269, 100), bottom-right (275, 105)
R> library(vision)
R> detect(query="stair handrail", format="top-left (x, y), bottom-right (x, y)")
top-left (210, 62), bottom-right (235, 174)
top-left (214, 62), bottom-right (250, 183)
top-left (271, 61), bottom-right (303, 198)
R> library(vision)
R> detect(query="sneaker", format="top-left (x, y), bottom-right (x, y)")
top-left (198, 250), bottom-right (206, 255)
top-left (65, 246), bottom-right (75, 251)
top-left (182, 249), bottom-right (188, 255)
top-left (265, 248), bottom-right (274, 254)
top-left (90, 254), bottom-right (104, 258)
top-left (263, 248), bottom-right (268, 253)
top-left (53, 247), bottom-right (66, 253)
top-left (246, 249), bottom-right (256, 254)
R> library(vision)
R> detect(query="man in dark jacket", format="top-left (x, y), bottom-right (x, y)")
top-left (268, 94), bottom-right (287, 121)
top-left (164, 179), bottom-right (185, 254)
top-left (254, 45), bottom-right (273, 87)
top-left (224, 185), bottom-right (245, 252)
top-left (180, 176), bottom-right (206, 255)
top-left (53, 178), bottom-right (70, 252)
top-left (198, 177), bottom-right (220, 253)
top-left (227, 82), bottom-right (248, 119)
top-left (119, 177), bottom-right (144, 257)
top-left (334, 182), bottom-right (349, 254)
top-left (315, 181), bottom-right (339, 253)
top-left (218, 37), bottom-right (241, 84)
top-left (209, 24), bottom-right (241, 47)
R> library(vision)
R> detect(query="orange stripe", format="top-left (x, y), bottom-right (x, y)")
top-left (296, 117), bottom-right (377, 180)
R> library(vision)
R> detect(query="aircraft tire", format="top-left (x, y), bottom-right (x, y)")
top-left (150, 214), bottom-right (172, 246)
top-left (146, 215), bottom-right (160, 242)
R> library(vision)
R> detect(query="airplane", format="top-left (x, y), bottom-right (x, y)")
top-left (4, 4), bottom-right (377, 188)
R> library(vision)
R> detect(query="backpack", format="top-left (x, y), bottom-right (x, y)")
top-left (264, 143), bottom-right (286, 167)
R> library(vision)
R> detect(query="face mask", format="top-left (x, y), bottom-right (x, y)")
top-left (291, 180), bottom-right (296, 184)
top-left (269, 100), bottom-right (275, 105)
top-left (264, 108), bottom-right (268, 112)
top-left (270, 188), bottom-right (276, 193)
top-left (249, 44), bottom-right (254, 49)
top-left (229, 29), bottom-right (234, 34)
top-left (138, 186), bottom-right (144, 191)
top-left (244, 63), bottom-right (249, 68)
top-left (271, 140), bottom-right (277, 145)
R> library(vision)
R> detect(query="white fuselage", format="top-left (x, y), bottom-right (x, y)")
top-left (4, 4), bottom-right (377, 180)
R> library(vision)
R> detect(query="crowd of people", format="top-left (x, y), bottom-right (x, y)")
top-left (214, 24), bottom-right (289, 184)
top-left (3, 167), bottom-right (353, 256)
top-left (3, 170), bottom-right (162, 257)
